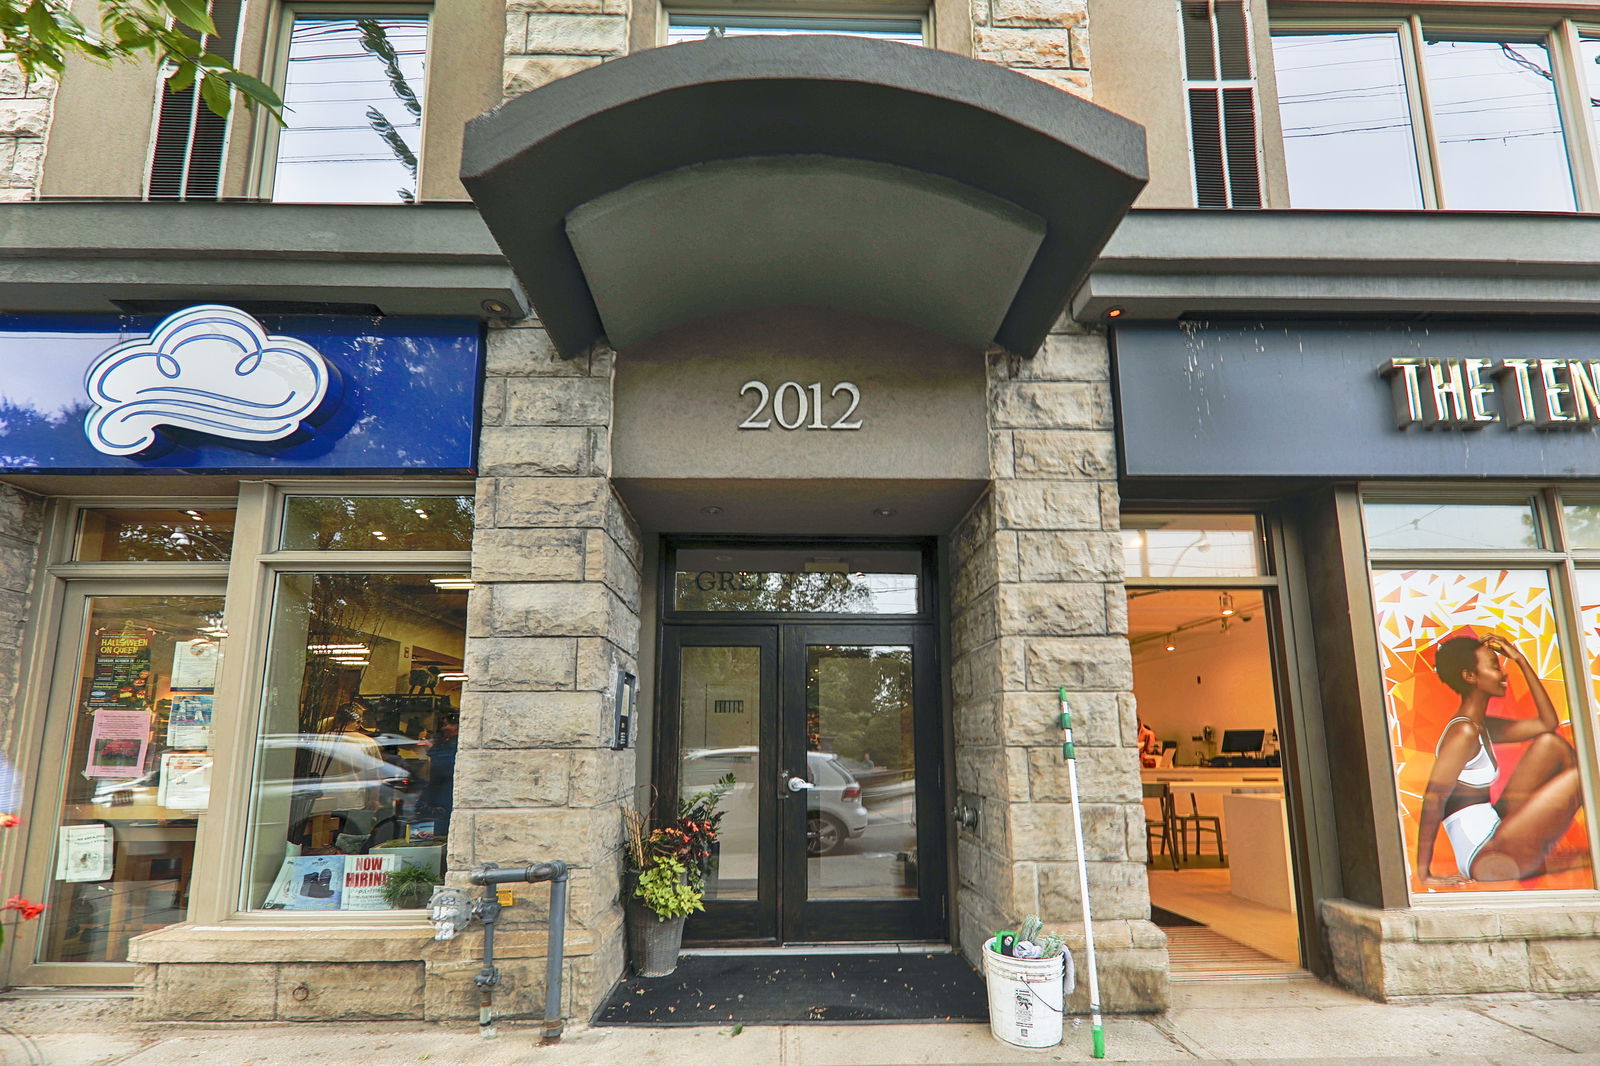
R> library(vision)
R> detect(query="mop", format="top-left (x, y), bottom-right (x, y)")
top-left (1059, 685), bottom-right (1106, 1059)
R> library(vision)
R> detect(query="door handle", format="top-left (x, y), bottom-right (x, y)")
top-left (785, 775), bottom-right (815, 793)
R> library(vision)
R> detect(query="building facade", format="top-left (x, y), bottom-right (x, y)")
top-left (1, 0), bottom-right (1599, 1024)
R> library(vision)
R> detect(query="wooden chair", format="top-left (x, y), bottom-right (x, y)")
top-left (1173, 791), bottom-right (1225, 863)
top-left (1142, 782), bottom-right (1181, 871)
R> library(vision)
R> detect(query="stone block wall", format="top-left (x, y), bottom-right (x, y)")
top-left (0, 61), bottom-right (51, 201)
top-left (972, 0), bottom-right (1091, 98)
top-left (949, 320), bottom-right (1166, 1012)
top-left (504, 0), bottom-right (631, 99)
top-left (0, 483), bottom-right (44, 752)
top-left (443, 319), bottom-right (641, 1022)
top-left (1323, 898), bottom-right (1600, 999)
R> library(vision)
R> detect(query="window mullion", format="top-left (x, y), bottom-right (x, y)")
top-left (1554, 20), bottom-right (1600, 212)
top-left (1403, 14), bottom-right (1443, 209)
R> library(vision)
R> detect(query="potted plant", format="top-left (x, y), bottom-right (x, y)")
top-left (622, 775), bottom-right (731, 978)
top-left (380, 862), bottom-right (442, 909)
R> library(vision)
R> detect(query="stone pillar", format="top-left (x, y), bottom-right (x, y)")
top-left (950, 319), bottom-right (1167, 1012)
top-left (504, 0), bottom-right (630, 100)
top-left (0, 62), bottom-right (50, 202)
top-left (0, 482), bottom-right (43, 746)
top-left (972, 0), bottom-right (1091, 98)
top-left (432, 321), bottom-right (641, 1021)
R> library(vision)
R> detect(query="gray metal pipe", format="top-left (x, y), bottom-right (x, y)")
top-left (468, 861), bottom-right (570, 1041)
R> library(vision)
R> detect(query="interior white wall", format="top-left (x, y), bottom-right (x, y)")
top-left (1131, 617), bottom-right (1277, 766)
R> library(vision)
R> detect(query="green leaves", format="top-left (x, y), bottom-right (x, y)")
top-left (0, 0), bottom-right (284, 119)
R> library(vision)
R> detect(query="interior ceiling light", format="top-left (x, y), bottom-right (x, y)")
top-left (430, 576), bottom-right (476, 590)
top-left (1219, 591), bottom-right (1235, 617)
top-left (308, 643), bottom-right (370, 654)
top-left (1164, 634), bottom-right (1177, 652)
top-left (873, 507), bottom-right (897, 517)
top-left (184, 509), bottom-right (203, 519)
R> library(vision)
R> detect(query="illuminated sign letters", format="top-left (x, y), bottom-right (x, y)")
top-left (1381, 357), bottom-right (1600, 430)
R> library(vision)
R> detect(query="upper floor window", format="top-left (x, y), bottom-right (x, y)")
top-left (666, 11), bottom-right (924, 46)
top-left (269, 14), bottom-right (429, 204)
top-left (1271, 20), bottom-right (1598, 211)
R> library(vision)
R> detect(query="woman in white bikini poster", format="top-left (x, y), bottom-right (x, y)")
top-left (1416, 633), bottom-right (1585, 886)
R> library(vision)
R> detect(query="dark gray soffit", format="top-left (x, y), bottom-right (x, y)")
top-left (0, 202), bottom-right (526, 318)
top-left (462, 35), bottom-right (1147, 358)
top-left (1076, 210), bottom-right (1600, 321)
top-left (567, 157), bottom-right (1045, 351)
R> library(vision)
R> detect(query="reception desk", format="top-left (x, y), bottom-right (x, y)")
top-left (1140, 767), bottom-right (1284, 847)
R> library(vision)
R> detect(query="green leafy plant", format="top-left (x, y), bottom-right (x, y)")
top-left (633, 856), bottom-right (702, 920)
top-left (379, 863), bottom-right (441, 909)
top-left (0, 0), bottom-right (283, 118)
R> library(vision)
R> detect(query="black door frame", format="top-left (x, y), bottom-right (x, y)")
top-left (654, 537), bottom-right (948, 945)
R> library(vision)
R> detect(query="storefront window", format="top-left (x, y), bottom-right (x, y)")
top-left (1121, 514), bottom-right (1262, 578)
top-left (39, 595), bottom-right (226, 963)
top-left (75, 508), bottom-right (235, 562)
top-left (1363, 499), bottom-right (1542, 551)
top-left (1371, 564), bottom-right (1594, 894)
top-left (673, 548), bottom-right (921, 614)
top-left (280, 496), bottom-right (473, 551)
top-left (243, 572), bottom-right (467, 910)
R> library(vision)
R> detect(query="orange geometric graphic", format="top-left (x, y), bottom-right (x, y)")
top-left (1371, 568), bottom-right (1593, 895)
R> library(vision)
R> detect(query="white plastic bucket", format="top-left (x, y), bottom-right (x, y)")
top-left (983, 941), bottom-right (1071, 1049)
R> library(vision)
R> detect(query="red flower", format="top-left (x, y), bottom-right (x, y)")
top-left (3, 895), bottom-right (45, 921)
top-left (0, 813), bottom-right (19, 828)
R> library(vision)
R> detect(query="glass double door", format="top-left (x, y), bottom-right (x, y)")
top-left (661, 623), bottom-right (944, 944)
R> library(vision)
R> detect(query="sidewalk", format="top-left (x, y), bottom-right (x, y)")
top-left (2, 976), bottom-right (1598, 1066)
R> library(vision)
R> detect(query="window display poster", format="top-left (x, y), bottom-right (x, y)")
top-left (261, 855), bottom-right (345, 910)
top-left (170, 639), bottom-right (220, 692)
top-left (165, 695), bottom-right (214, 749)
top-left (56, 824), bottom-right (114, 882)
top-left (84, 708), bottom-right (152, 778)
top-left (1372, 568), bottom-right (1594, 893)
top-left (340, 853), bottom-right (400, 910)
top-left (87, 629), bottom-right (152, 710)
top-left (157, 752), bottom-right (212, 810)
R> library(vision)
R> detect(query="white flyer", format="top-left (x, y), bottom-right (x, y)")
top-left (157, 752), bottom-right (212, 810)
top-left (55, 824), bottom-right (114, 883)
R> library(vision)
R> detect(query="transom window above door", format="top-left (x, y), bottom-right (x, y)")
top-left (671, 547), bottom-right (924, 614)
top-left (1270, 19), bottom-right (1600, 211)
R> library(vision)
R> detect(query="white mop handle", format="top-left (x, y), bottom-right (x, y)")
top-left (1060, 687), bottom-right (1104, 1050)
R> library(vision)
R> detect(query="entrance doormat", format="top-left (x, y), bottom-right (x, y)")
top-left (1150, 905), bottom-right (1202, 928)
top-left (595, 952), bottom-right (988, 1024)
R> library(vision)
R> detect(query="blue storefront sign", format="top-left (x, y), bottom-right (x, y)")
top-left (0, 306), bottom-right (482, 473)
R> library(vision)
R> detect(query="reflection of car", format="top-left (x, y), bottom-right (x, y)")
top-left (256, 733), bottom-right (414, 811)
top-left (681, 747), bottom-right (869, 857)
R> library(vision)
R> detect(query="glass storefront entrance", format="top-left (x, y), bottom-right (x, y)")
top-left (658, 543), bottom-right (945, 944)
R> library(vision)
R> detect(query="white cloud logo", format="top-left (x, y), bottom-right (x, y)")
top-left (84, 305), bottom-right (333, 456)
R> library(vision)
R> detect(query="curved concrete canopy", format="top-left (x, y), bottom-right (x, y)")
top-left (461, 35), bottom-right (1147, 358)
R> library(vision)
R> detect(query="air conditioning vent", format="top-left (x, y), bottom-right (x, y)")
top-left (147, 0), bottom-right (243, 201)
top-left (1180, 0), bottom-right (1263, 208)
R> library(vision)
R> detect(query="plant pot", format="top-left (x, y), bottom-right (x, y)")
top-left (624, 894), bottom-right (686, 977)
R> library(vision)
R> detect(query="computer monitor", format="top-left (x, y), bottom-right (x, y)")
top-left (1220, 728), bottom-right (1265, 754)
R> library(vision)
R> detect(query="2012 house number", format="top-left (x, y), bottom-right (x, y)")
top-left (738, 380), bottom-right (862, 430)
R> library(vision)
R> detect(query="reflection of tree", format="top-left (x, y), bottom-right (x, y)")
top-left (807, 647), bottom-right (914, 767)
top-left (285, 495), bottom-right (473, 550)
top-left (97, 518), bottom-right (232, 562)
top-left (296, 574), bottom-right (384, 735)
top-left (356, 19), bottom-right (422, 204)
top-left (676, 571), bottom-right (877, 613)
top-left (0, 399), bottom-right (92, 467)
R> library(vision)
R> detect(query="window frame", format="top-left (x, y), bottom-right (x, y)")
top-left (248, 2), bottom-right (435, 204)
top-left (1269, 14), bottom-right (1600, 212)
top-left (655, 3), bottom-right (934, 49)
top-left (1359, 485), bottom-right (1600, 904)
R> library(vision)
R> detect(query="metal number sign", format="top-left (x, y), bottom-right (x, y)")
top-left (738, 380), bottom-right (862, 430)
